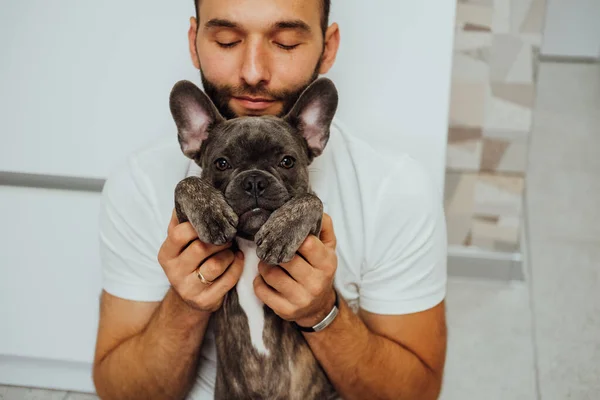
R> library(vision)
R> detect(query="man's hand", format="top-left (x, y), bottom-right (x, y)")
top-left (158, 209), bottom-right (244, 313)
top-left (253, 213), bottom-right (338, 327)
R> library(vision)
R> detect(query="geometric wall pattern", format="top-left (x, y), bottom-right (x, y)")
top-left (445, 0), bottom-right (546, 252)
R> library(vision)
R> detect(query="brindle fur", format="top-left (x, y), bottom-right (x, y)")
top-left (170, 78), bottom-right (339, 399)
top-left (213, 290), bottom-right (337, 400)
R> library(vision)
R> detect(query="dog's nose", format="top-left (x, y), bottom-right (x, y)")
top-left (242, 174), bottom-right (268, 197)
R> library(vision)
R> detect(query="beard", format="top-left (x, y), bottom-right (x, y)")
top-left (199, 59), bottom-right (322, 120)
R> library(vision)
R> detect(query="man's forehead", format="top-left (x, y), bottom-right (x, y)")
top-left (197, 0), bottom-right (322, 30)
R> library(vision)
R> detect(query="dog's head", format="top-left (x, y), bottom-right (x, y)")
top-left (169, 78), bottom-right (338, 236)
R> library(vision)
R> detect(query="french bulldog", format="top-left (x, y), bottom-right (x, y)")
top-left (169, 77), bottom-right (339, 400)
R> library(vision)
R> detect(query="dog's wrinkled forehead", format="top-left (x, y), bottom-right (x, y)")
top-left (206, 116), bottom-right (307, 164)
top-left (169, 77), bottom-right (338, 162)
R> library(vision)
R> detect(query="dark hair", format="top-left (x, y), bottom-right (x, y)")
top-left (193, 0), bottom-right (331, 36)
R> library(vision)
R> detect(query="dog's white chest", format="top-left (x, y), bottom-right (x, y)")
top-left (235, 237), bottom-right (269, 356)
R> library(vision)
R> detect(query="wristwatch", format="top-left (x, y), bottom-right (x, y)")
top-left (293, 289), bottom-right (340, 333)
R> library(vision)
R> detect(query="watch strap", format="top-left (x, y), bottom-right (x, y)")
top-left (293, 289), bottom-right (340, 333)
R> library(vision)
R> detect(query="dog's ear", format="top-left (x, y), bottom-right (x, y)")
top-left (169, 80), bottom-right (224, 159)
top-left (284, 77), bottom-right (338, 159)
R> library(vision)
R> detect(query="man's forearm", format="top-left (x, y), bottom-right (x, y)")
top-left (304, 297), bottom-right (442, 400)
top-left (93, 288), bottom-right (211, 400)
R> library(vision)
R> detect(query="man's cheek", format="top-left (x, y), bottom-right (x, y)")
top-left (199, 51), bottom-right (238, 81)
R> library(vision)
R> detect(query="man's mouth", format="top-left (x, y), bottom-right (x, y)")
top-left (233, 96), bottom-right (276, 111)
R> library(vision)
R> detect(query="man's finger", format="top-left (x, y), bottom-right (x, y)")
top-left (196, 248), bottom-right (235, 282)
top-left (195, 250), bottom-right (244, 299)
top-left (168, 208), bottom-right (179, 231)
top-left (162, 221), bottom-right (199, 256)
top-left (274, 256), bottom-right (313, 286)
top-left (253, 274), bottom-right (295, 320)
top-left (258, 263), bottom-right (304, 303)
top-left (177, 239), bottom-right (232, 274)
top-left (296, 235), bottom-right (329, 271)
top-left (319, 213), bottom-right (336, 250)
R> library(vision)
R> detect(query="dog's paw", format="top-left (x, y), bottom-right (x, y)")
top-left (188, 202), bottom-right (238, 246)
top-left (255, 215), bottom-right (309, 265)
top-left (174, 176), bottom-right (239, 246)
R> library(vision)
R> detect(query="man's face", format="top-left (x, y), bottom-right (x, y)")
top-left (188, 0), bottom-right (339, 119)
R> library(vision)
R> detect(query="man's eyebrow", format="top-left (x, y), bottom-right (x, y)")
top-left (204, 19), bottom-right (239, 30)
top-left (203, 18), bottom-right (312, 33)
top-left (272, 20), bottom-right (312, 33)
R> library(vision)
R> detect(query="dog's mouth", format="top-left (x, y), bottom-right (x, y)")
top-left (237, 207), bottom-right (272, 238)
top-left (239, 207), bottom-right (269, 219)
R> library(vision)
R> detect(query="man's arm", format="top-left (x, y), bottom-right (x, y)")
top-left (254, 212), bottom-right (447, 400)
top-left (93, 210), bottom-right (244, 400)
top-left (93, 289), bottom-right (211, 400)
top-left (304, 295), bottom-right (446, 400)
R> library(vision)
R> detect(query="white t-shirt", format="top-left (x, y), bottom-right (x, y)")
top-left (98, 118), bottom-right (448, 399)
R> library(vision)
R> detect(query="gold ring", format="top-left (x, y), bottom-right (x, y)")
top-left (196, 269), bottom-right (213, 286)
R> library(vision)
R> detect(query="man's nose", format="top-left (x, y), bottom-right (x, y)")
top-left (240, 39), bottom-right (271, 87)
top-left (242, 174), bottom-right (269, 197)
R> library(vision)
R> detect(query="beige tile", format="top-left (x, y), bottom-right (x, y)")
top-left (490, 35), bottom-right (535, 84)
top-left (520, 0), bottom-right (547, 34)
top-left (492, 0), bottom-right (511, 33)
top-left (453, 31), bottom-right (493, 53)
top-left (446, 141), bottom-right (483, 171)
top-left (505, 43), bottom-right (535, 83)
top-left (474, 174), bottom-right (524, 217)
top-left (510, 0), bottom-right (533, 33)
top-left (445, 214), bottom-right (473, 246)
top-left (440, 278), bottom-right (537, 400)
top-left (458, 0), bottom-right (494, 5)
top-left (456, 3), bottom-right (493, 31)
top-left (480, 137), bottom-right (510, 171)
top-left (448, 126), bottom-right (483, 144)
top-left (444, 172), bottom-right (477, 215)
top-left (491, 83), bottom-right (535, 108)
top-left (444, 171), bottom-right (525, 252)
top-left (471, 216), bottom-right (520, 251)
top-left (483, 128), bottom-right (530, 141)
top-left (452, 53), bottom-right (490, 82)
top-left (519, 33), bottom-right (543, 48)
top-left (481, 135), bottom-right (529, 174)
top-left (444, 171), bottom-right (463, 205)
top-left (445, 172), bottom-right (476, 246)
top-left (449, 83), bottom-right (488, 127)
top-left (484, 86), bottom-right (533, 132)
top-left (494, 139), bottom-right (528, 173)
top-left (490, 35), bottom-right (523, 82)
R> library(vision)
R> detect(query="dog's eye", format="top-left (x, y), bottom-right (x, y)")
top-left (279, 156), bottom-right (295, 169)
top-left (214, 158), bottom-right (231, 171)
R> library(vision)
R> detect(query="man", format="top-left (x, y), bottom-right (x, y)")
top-left (92, 0), bottom-right (448, 399)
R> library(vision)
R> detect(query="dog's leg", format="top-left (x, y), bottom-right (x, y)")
top-left (254, 193), bottom-right (323, 265)
top-left (174, 176), bottom-right (239, 246)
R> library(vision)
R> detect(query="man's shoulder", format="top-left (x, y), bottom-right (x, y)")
top-left (104, 134), bottom-right (189, 190)
top-left (327, 118), bottom-right (439, 205)
top-left (101, 134), bottom-right (190, 221)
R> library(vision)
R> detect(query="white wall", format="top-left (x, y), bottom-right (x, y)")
top-left (0, 186), bottom-right (102, 392)
top-left (540, 0), bottom-right (600, 59)
top-left (0, 0), bottom-right (199, 180)
top-left (0, 0), bottom-right (455, 392)
top-left (326, 2), bottom-right (455, 193)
